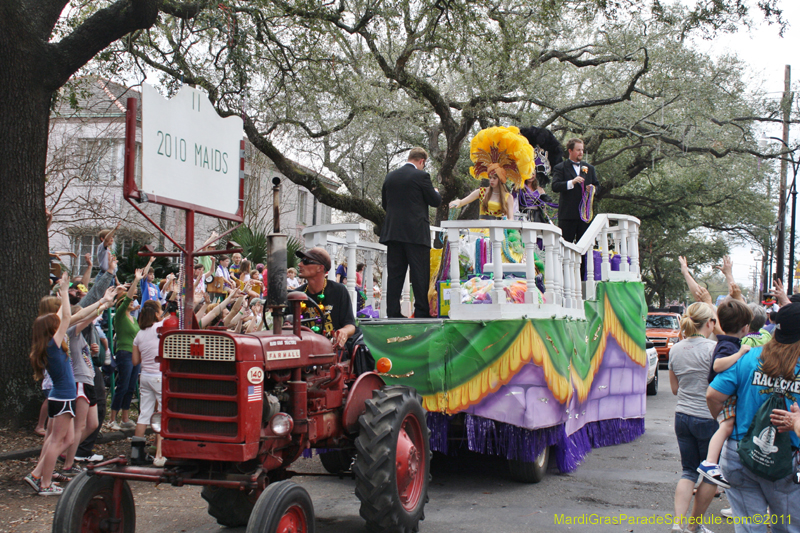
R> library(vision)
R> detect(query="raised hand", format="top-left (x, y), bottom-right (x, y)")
top-left (84, 253), bottom-right (93, 267)
top-left (695, 286), bottom-right (712, 305)
top-left (678, 256), bottom-right (688, 271)
top-left (134, 268), bottom-right (144, 280)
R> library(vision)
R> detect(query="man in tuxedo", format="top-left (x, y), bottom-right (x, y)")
top-left (551, 138), bottom-right (600, 244)
top-left (380, 147), bottom-right (442, 318)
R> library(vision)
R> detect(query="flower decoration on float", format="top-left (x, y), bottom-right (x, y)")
top-left (469, 125), bottom-right (534, 189)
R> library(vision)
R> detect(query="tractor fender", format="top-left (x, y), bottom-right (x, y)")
top-left (342, 372), bottom-right (385, 434)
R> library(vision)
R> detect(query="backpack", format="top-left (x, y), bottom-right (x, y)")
top-left (737, 370), bottom-right (799, 481)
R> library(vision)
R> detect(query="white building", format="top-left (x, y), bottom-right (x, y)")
top-left (47, 78), bottom-right (337, 273)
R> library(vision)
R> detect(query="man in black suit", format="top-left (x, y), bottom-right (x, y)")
top-left (380, 147), bottom-right (442, 318)
top-left (551, 138), bottom-right (599, 244)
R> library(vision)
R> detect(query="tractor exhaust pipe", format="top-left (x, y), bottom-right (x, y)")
top-left (266, 177), bottom-right (287, 333)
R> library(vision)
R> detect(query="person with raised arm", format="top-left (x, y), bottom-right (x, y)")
top-left (25, 272), bottom-right (74, 496)
top-left (107, 269), bottom-right (143, 431)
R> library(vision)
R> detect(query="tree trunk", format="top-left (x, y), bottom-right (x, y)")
top-left (0, 31), bottom-right (56, 426)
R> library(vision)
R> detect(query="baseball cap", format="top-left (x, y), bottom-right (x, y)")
top-left (295, 247), bottom-right (331, 272)
top-left (774, 303), bottom-right (800, 345)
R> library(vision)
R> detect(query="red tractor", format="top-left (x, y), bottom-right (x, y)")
top-left (51, 292), bottom-right (431, 533)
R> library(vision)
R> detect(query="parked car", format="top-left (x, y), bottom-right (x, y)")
top-left (646, 311), bottom-right (682, 367)
top-left (646, 341), bottom-right (659, 396)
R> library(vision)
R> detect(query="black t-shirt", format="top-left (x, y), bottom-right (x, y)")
top-left (294, 280), bottom-right (361, 341)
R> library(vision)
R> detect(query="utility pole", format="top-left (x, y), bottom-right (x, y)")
top-left (776, 65), bottom-right (792, 286)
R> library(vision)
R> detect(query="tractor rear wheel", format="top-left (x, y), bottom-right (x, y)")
top-left (52, 471), bottom-right (135, 533)
top-left (201, 485), bottom-right (258, 527)
top-left (245, 480), bottom-right (314, 533)
top-left (354, 386), bottom-right (430, 533)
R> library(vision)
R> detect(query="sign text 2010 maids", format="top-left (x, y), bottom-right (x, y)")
top-left (156, 130), bottom-right (229, 174)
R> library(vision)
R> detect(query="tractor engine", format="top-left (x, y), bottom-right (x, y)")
top-left (158, 325), bottom-right (348, 466)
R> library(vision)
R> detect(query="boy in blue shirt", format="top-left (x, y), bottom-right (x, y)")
top-left (697, 298), bottom-right (752, 487)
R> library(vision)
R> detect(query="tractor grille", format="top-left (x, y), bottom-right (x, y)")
top-left (163, 334), bottom-right (236, 361)
top-left (168, 359), bottom-right (236, 376)
top-left (168, 397), bottom-right (238, 418)
top-left (169, 378), bottom-right (237, 397)
top-left (167, 418), bottom-right (238, 438)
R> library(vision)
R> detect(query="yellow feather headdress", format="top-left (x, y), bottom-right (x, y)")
top-left (469, 126), bottom-right (535, 189)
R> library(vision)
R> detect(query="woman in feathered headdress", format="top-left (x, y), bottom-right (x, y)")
top-left (449, 126), bottom-right (534, 220)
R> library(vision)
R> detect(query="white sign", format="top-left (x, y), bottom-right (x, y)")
top-left (141, 84), bottom-right (243, 216)
top-left (266, 349), bottom-right (301, 361)
top-left (247, 367), bottom-right (264, 385)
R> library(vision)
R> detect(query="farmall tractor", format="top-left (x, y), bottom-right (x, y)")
top-left (52, 194), bottom-right (430, 533)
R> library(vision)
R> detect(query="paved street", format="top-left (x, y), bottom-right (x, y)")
top-left (29, 369), bottom-right (738, 533)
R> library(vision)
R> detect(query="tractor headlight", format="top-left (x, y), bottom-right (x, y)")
top-left (668, 337), bottom-right (679, 344)
top-left (151, 412), bottom-right (162, 434)
top-left (270, 413), bottom-right (294, 436)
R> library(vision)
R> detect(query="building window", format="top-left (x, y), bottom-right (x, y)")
top-left (297, 190), bottom-right (307, 225)
top-left (81, 138), bottom-right (121, 181)
top-left (71, 232), bottom-right (135, 272)
top-left (323, 204), bottom-right (332, 224)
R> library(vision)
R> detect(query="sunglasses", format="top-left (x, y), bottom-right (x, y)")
top-left (300, 258), bottom-right (321, 266)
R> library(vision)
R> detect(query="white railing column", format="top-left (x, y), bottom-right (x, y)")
top-left (522, 226), bottom-right (539, 305)
top-left (562, 249), bottom-right (573, 309)
top-left (345, 229), bottom-right (359, 315)
top-left (586, 235), bottom-right (596, 301)
top-left (573, 251), bottom-right (582, 308)
top-left (619, 220), bottom-right (630, 273)
top-left (600, 227), bottom-right (611, 281)
top-left (447, 228), bottom-right (461, 316)
top-left (490, 227), bottom-right (506, 304)
top-left (629, 221), bottom-right (640, 277)
top-left (543, 230), bottom-right (560, 306)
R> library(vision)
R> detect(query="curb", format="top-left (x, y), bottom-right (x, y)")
top-left (0, 428), bottom-right (152, 462)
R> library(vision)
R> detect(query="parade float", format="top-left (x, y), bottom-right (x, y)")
top-left (304, 127), bottom-right (648, 482)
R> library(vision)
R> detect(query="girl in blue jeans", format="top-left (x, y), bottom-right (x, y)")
top-left (109, 269), bottom-right (144, 430)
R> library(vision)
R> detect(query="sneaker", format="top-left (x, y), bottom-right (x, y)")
top-left (60, 465), bottom-right (84, 477)
top-left (720, 508), bottom-right (733, 518)
top-left (695, 525), bottom-right (714, 533)
top-left (37, 483), bottom-right (64, 496)
top-left (671, 522), bottom-right (684, 533)
top-left (108, 421), bottom-right (121, 431)
top-left (24, 473), bottom-right (41, 492)
top-left (697, 461), bottom-right (731, 489)
top-left (152, 456), bottom-right (167, 467)
top-left (120, 421), bottom-right (136, 429)
top-left (75, 454), bottom-right (104, 463)
top-left (51, 471), bottom-right (70, 483)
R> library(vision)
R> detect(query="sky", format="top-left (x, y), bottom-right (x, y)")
top-left (689, 0), bottom-right (800, 289)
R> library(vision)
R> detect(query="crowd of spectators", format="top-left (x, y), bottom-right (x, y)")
top-left (30, 225), bottom-right (379, 496)
top-left (669, 256), bottom-right (800, 532)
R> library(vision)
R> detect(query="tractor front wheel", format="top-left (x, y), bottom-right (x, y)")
top-left (245, 480), bottom-right (314, 533)
top-left (52, 471), bottom-right (135, 533)
top-left (354, 386), bottom-right (431, 533)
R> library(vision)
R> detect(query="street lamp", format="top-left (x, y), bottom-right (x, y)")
top-left (765, 136), bottom-right (800, 295)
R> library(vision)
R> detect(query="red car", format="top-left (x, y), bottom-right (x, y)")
top-left (646, 312), bottom-right (682, 367)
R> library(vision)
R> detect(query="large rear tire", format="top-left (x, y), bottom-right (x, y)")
top-left (245, 480), bottom-right (314, 533)
top-left (201, 485), bottom-right (258, 527)
top-left (354, 386), bottom-right (431, 533)
top-left (508, 446), bottom-right (550, 484)
top-left (319, 449), bottom-right (356, 474)
top-left (52, 471), bottom-right (135, 533)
